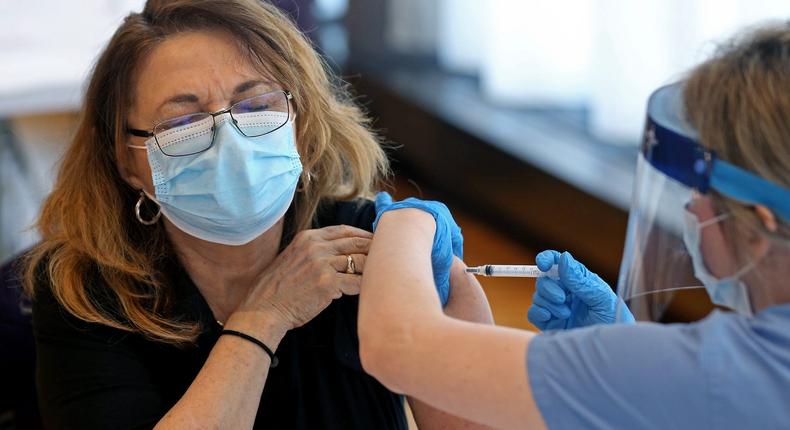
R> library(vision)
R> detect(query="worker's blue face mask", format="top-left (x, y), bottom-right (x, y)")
top-left (144, 115), bottom-right (302, 245)
top-left (682, 209), bottom-right (754, 315)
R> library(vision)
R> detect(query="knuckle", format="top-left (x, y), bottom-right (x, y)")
top-left (307, 242), bottom-right (324, 255)
top-left (341, 225), bottom-right (360, 237)
top-left (294, 230), bottom-right (310, 242)
top-left (326, 225), bottom-right (346, 235)
top-left (304, 229), bottom-right (322, 241)
top-left (354, 237), bottom-right (369, 250)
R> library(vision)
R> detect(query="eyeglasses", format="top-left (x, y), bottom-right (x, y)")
top-left (127, 90), bottom-right (293, 157)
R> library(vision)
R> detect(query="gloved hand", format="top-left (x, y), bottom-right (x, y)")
top-left (527, 250), bottom-right (635, 330)
top-left (373, 192), bottom-right (463, 306)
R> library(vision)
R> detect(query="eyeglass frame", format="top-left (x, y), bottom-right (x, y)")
top-left (126, 89), bottom-right (293, 157)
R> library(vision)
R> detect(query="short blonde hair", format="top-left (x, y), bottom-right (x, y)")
top-left (25, 0), bottom-right (389, 344)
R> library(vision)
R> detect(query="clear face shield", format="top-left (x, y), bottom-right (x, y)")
top-left (616, 83), bottom-right (790, 322)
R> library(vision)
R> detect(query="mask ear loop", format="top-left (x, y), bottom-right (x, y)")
top-left (698, 212), bottom-right (731, 229)
top-left (698, 209), bottom-right (760, 284)
top-left (684, 194), bottom-right (731, 229)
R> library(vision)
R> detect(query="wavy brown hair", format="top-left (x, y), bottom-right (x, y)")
top-left (24, 0), bottom-right (389, 344)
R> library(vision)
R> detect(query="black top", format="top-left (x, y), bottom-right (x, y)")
top-left (32, 200), bottom-right (407, 430)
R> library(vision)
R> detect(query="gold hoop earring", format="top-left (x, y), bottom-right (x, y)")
top-left (135, 191), bottom-right (161, 225)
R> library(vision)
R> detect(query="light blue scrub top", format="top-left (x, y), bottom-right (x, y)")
top-left (527, 303), bottom-right (790, 429)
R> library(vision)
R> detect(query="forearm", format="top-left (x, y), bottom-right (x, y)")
top-left (359, 209), bottom-right (444, 392)
top-left (405, 318), bottom-right (544, 429)
top-left (408, 258), bottom-right (496, 429)
top-left (359, 210), bottom-right (545, 430)
top-left (155, 311), bottom-right (286, 429)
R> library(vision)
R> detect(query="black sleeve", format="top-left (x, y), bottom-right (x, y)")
top-left (318, 199), bottom-right (377, 233)
top-left (32, 280), bottom-right (165, 430)
top-left (0, 256), bottom-right (40, 429)
top-left (319, 198), bottom-right (378, 371)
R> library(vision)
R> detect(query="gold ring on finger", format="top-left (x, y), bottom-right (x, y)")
top-left (346, 254), bottom-right (356, 274)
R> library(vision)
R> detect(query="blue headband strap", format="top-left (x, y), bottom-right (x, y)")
top-left (710, 160), bottom-right (790, 223)
top-left (643, 83), bottom-right (790, 223)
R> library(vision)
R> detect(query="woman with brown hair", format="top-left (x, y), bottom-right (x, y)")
top-left (25, 1), bottom-right (492, 428)
top-left (359, 23), bottom-right (790, 429)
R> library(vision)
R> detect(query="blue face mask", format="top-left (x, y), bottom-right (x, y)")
top-left (682, 209), bottom-right (754, 315)
top-left (143, 114), bottom-right (302, 245)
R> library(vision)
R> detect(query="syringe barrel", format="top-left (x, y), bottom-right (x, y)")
top-left (484, 264), bottom-right (559, 279)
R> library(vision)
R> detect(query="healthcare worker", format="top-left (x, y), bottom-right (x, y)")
top-left (357, 24), bottom-right (790, 429)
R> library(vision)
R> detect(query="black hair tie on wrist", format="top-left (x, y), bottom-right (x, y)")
top-left (220, 329), bottom-right (279, 368)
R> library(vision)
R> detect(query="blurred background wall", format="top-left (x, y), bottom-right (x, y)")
top-left (1, 1), bottom-right (789, 428)
top-left (2, 0), bottom-right (789, 320)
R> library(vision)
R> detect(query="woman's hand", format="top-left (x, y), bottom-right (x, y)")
top-left (233, 225), bottom-right (372, 333)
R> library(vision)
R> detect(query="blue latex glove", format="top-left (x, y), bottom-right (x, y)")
top-left (373, 192), bottom-right (463, 306)
top-left (527, 250), bottom-right (635, 330)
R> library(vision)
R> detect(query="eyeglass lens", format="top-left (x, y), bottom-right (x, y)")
top-left (152, 91), bottom-right (290, 157)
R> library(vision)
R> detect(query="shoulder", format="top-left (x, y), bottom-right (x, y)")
top-left (529, 310), bottom-right (790, 429)
top-left (315, 198), bottom-right (377, 232)
top-left (706, 306), bottom-right (790, 400)
top-left (527, 322), bottom-right (707, 429)
top-left (681, 307), bottom-right (790, 428)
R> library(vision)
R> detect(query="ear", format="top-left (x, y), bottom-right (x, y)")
top-left (117, 147), bottom-right (147, 191)
top-left (754, 205), bottom-right (778, 233)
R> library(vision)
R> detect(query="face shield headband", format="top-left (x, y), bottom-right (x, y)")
top-left (644, 82), bottom-right (790, 223)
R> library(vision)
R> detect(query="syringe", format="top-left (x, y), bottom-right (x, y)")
top-left (465, 264), bottom-right (559, 279)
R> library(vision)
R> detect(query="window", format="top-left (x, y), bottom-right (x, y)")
top-left (435, 0), bottom-right (789, 143)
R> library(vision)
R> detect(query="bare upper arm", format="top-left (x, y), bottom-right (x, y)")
top-left (443, 257), bottom-right (494, 324)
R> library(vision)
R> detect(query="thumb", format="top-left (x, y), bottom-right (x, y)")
top-left (375, 191), bottom-right (394, 211)
top-left (558, 252), bottom-right (611, 307)
top-left (536, 250), bottom-right (561, 272)
top-left (451, 225), bottom-right (464, 259)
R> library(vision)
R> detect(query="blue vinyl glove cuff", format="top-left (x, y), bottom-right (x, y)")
top-left (528, 250), bottom-right (635, 331)
top-left (373, 192), bottom-right (463, 305)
